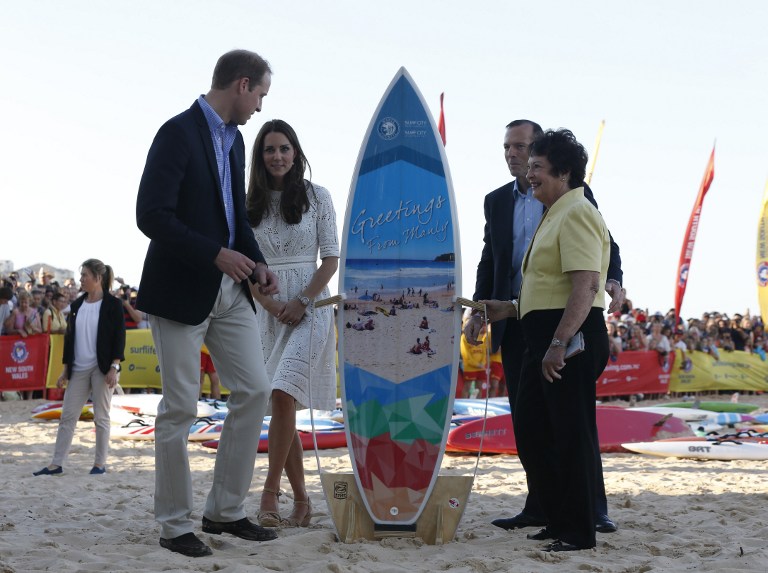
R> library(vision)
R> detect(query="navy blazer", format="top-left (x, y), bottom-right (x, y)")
top-left (62, 293), bottom-right (126, 378)
top-left (136, 100), bottom-right (267, 325)
top-left (473, 181), bottom-right (622, 352)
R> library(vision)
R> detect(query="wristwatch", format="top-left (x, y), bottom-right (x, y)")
top-left (550, 337), bottom-right (567, 348)
top-left (110, 363), bottom-right (121, 372)
top-left (297, 295), bottom-right (310, 307)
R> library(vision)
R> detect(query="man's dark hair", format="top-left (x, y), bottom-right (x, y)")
top-left (212, 49), bottom-right (271, 90)
top-left (0, 286), bottom-right (12, 301)
top-left (506, 119), bottom-right (544, 138)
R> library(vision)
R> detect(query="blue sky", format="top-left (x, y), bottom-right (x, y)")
top-left (3, 0), bottom-right (767, 318)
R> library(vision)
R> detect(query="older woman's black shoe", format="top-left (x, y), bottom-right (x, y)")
top-left (491, 513), bottom-right (547, 530)
top-left (595, 515), bottom-right (618, 533)
top-left (543, 540), bottom-right (590, 552)
top-left (527, 527), bottom-right (554, 540)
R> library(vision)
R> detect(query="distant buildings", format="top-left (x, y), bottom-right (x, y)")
top-left (0, 260), bottom-right (75, 287)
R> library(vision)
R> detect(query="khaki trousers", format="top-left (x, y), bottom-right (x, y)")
top-left (52, 366), bottom-right (112, 468)
top-left (150, 275), bottom-right (270, 539)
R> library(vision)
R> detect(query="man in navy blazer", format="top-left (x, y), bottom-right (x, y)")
top-left (136, 50), bottom-right (279, 557)
top-left (465, 120), bottom-right (625, 535)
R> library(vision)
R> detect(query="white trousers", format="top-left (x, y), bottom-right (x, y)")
top-left (52, 366), bottom-right (112, 467)
top-left (150, 275), bottom-right (270, 539)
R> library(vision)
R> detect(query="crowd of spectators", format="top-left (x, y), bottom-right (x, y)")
top-left (3, 267), bottom-right (766, 402)
top-left (1, 268), bottom-right (146, 400)
top-left (1, 268), bottom-right (146, 338)
top-left (457, 299), bottom-right (765, 400)
top-left (605, 298), bottom-right (765, 365)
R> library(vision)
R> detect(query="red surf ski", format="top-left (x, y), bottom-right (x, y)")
top-left (446, 406), bottom-right (692, 454)
top-left (202, 430), bottom-right (347, 452)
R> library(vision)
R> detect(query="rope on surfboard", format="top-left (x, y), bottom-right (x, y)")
top-left (307, 294), bottom-right (348, 487)
top-left (456, 297), bottom-right (493, 485)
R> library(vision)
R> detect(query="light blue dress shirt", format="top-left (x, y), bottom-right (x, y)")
top-left (510, 180), bottom-right (545, 297)
top-left (198, 95), bottom-right (238, 248)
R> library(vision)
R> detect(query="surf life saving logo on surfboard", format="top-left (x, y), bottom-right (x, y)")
top-left (338, 68), bottom-right (461, 526)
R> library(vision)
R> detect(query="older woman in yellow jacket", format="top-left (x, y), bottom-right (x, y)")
top-left (484, 129), bottom-right (610, 552)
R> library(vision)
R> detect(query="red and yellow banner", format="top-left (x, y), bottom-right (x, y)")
top-left (8, 330), bottom-right (768, 397)
top-left (597, 348), bottom-right (768, 395)
top-left (674, 146), bottom-right (715, 325)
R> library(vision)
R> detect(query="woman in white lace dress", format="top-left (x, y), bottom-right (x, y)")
top-left (246, 120), bottom-right (339, 528)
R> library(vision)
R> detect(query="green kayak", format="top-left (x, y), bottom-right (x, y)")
top-left (664, 401), bottom-right (760, 413)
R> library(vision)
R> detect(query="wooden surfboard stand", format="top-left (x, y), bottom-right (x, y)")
top-left (320, 473), bottom-right (473, 545)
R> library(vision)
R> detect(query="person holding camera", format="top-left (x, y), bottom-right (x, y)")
top-left (114, 279), bottom-right (144, 329)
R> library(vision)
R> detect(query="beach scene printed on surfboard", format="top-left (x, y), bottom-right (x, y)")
top-left (338, 68), bottom-right (460, 525)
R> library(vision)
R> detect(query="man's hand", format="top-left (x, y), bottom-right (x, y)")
top-left (605, 280), bottom-right (625, 314)
top-left (214, 248), bottom-right (257, 283)
top-left (481, 299), bottom-right (517, 323)
top-left (462, 315), bottom-right (484, 346)
top-left (250, 262), bottom-right (279, 296)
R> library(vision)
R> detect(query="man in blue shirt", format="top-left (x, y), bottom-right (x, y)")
top-left (137, 50), bottom-right (279, 557)
top-left (466, 119), bottom-right (624, 535)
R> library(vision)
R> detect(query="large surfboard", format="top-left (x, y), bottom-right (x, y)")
top-left (337, 68), bottom-right (461, 527)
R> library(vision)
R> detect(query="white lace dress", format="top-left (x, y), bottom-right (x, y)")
top-left (252, 184), bottom-right (339, 410)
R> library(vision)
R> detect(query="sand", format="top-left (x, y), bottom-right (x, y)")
top-left (1, 395), bottom-right (767, 573)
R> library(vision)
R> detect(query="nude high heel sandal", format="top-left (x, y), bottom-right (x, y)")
top-left (285, 497), bottom-right (313, 527)
top-left (257, 487), bottom-right (286, 528)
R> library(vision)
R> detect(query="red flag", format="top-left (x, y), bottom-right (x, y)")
top-left (674, 145), bottom-right (715, 325)
top-left (437, 92), bottom-right (446, 146)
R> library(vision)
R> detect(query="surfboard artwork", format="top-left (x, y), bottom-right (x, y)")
top-left (337, 68), bottom-right (461, 526)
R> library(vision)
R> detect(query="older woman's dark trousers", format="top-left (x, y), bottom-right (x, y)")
top-left (516, 308), bottom-right (608, 549)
